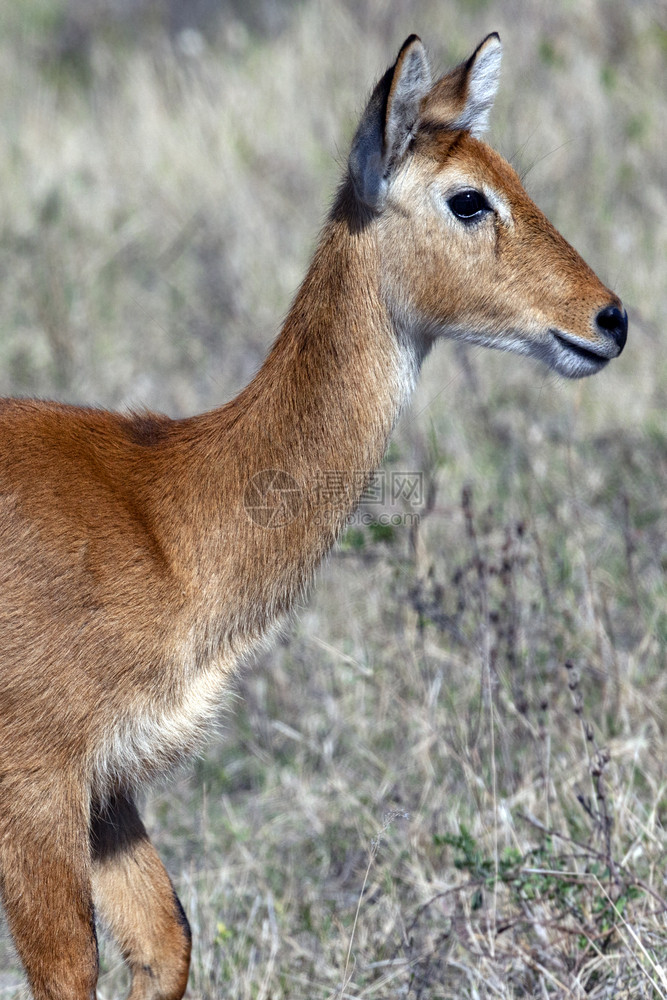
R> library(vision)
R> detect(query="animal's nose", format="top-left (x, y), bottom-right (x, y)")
top-left (595, 305), bottom-right (628, 354)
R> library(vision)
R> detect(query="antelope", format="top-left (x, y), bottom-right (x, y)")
top-left (0, 32), bottom-right (627, 1000)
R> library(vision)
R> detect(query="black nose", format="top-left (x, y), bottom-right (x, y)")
top-left (595, 305), bottom-right (628, 354)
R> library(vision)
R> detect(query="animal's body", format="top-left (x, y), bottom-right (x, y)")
top-left (0, 33), bottom-right (627, 999)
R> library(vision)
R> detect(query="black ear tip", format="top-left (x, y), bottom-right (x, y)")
top-left (475, 32), bottom-right (501, 54)
top-left (400, 34), bottom-right (422, 52)
top-left (466, 32), bottom-right (502, 70)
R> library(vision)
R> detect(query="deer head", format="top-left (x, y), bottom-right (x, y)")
top-left (349, 34), bottom-right (627, 378)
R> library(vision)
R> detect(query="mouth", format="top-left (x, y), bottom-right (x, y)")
top-left (552, 332), bottom-right (611, 365)
top-left (549, 330), bottom-right (612, 378)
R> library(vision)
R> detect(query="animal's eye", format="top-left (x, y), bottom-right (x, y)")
top-left (447, 190), bottom-right (491, 222)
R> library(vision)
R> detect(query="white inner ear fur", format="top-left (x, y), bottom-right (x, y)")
top-left (382, 43), bottom-right (431, 180)
top-left (451, 36), bottom-right (502, 138)
top-left (349, 38), bottom-right (431, 209)
top-left (383, 44), bottom-right (432, 170)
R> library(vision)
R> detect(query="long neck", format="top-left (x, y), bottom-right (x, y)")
top-left (177, 185), bottom-right (420, 643)
top-left (237, 191), bottom-right (415, 479)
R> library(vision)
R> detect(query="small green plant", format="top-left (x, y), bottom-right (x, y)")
top-left (434, 822), bottom-right (646, 958)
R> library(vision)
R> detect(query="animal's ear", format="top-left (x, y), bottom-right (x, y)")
top-left (349, 35), bottom-right (431, 210)
top-left (422, 33), bottom-right (502, 138)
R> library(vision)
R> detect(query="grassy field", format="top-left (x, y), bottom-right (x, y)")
top-left (1, 0), bottom-right (666, 997)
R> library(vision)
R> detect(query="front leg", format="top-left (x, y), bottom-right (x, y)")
top-left (90, 794), bottom-right (191, 1000)
top-left (0, 777), bottom-right (99, 1000)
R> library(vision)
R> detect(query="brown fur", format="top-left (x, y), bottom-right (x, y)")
top-left (0, 34), bottom-right (625, 999)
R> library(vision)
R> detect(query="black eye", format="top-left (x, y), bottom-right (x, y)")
top-left (447, 190), bottom-right (491, 222)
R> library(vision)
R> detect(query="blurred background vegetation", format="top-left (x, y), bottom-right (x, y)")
top-left (0, 1), bottom-right (665, 997)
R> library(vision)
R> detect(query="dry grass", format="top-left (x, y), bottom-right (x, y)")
top-left (0, 1), bottom-right (666, 997)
